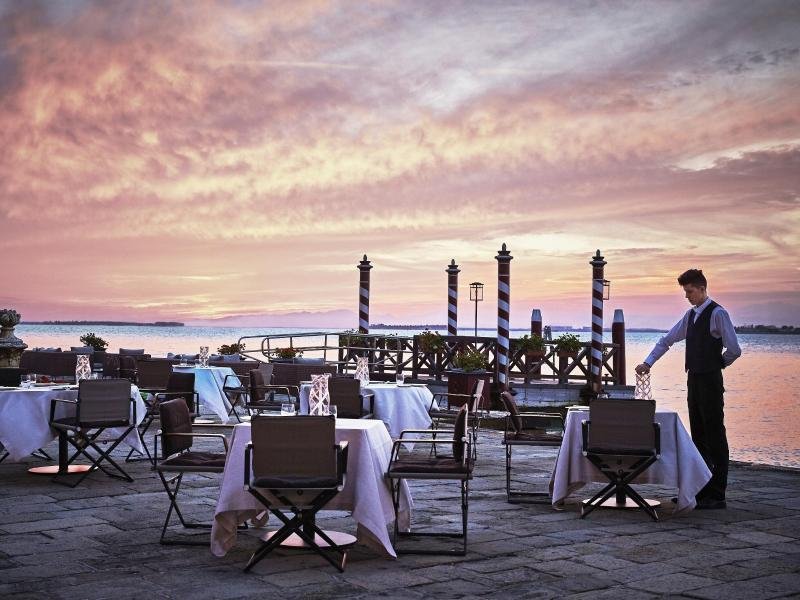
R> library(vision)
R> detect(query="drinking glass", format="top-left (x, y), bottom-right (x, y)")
top-left (280, 403), bottom-right (295, 416)
top-left (24, 373), bottom-right (36, 388)
top-left (396, 372), bottom-right (405, 385)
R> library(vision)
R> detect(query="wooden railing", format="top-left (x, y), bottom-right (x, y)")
top-left (236, 331), bottom-right (623, 386)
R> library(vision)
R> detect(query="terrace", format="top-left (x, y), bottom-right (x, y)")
top-left (1, 429), bottom-right (798, 599)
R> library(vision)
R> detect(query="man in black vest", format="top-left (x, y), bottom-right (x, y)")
top-left (636, 269), bottom-right (741, 509)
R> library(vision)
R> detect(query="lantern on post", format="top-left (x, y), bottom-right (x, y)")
top-left (469, 282), bottom-right (484, 339)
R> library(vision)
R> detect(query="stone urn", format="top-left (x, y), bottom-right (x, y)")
top-left (0, 309), bottom-right (28, 368)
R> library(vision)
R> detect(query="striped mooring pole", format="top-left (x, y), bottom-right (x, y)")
top-left (590, 249), bottom-right (607, 394)
top-left (531, 308), bottom-right (543, 380)
top-left (357, 255), bottom-right (372, 334)
top-left (495, 243), bottom-right (513, 391)
top-left (612, 309), bottom-right (626, 385)
top-left (446, 259), bottom-right (460, 336)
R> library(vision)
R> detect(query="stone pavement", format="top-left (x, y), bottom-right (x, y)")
top-left (1, 429), bottom-right (798, 599)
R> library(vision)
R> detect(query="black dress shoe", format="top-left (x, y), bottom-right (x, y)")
top-left (695, 498), bottom-right (726, 510)
top-left (670, 497), bottom-right (678, 504)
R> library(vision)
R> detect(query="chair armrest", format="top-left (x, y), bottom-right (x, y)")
top-left (244, 442), bottom-right (253, 488)
top-left (361, 392), bottom-right (375, 416)
top-left (581, 419), bottom-right (590, 455)
top-left (49, 398), bottom-right (77, 423)
top-left (154, 431), bottom-right (229, 461)
top-left (155, 391), bottom-right (200, 414)
top-left (337, 441), bottom-right (349, 484)
top-left (254, 384), bottom-right (295, 398)
top-left (431, 392), bottom-right (471, 411)
top-left (653, 422), bottom-right (661, 457)
top-left (223, 373), bottom-right (247, 389)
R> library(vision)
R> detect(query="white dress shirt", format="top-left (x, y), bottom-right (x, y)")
top-left (644, 298), bottom-right (741, 369)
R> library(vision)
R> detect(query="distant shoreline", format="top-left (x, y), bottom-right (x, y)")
top-left (23, 321), bottom-right (185, 327)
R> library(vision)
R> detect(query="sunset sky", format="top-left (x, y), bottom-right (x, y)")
top-left (1, 0), bottom-right (798, 329)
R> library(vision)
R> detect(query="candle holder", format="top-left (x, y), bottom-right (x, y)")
top-left (308, 373), bottom-right (331, 416)
top-left (75, 354), bottom-right (92, 382)
top-left (635, 371), bottom-right (652, 400)
top-left (354, 356), bottom-right (370, 388)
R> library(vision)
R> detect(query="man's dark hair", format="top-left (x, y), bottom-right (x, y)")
top-left (678, 269), bottom-right (707, 288)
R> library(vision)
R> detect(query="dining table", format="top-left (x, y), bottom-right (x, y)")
top-left (549, 408), bottom-right (712, 513)
top-left (0, 383), bottom-right (147, 462)
top-left (299, 381), bottom-right (436, 439)
top-left (211, 418), bottom-right (411, 559)
top-left (172, 365), bottom-right (240, 423)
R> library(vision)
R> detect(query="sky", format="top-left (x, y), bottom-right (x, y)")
top-left (0, 0), bottom-right (798, 329)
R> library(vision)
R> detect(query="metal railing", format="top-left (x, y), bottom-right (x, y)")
top-left (236, 331), bottom-right (622, 385)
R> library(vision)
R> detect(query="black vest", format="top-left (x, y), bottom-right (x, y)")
top-left (685, 300), bottom-right (724, 373)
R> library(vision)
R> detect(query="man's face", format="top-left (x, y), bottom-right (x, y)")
top-left (683, 284), bottom-right (707, 307)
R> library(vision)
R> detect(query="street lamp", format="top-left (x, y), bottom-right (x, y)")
top-left (469, 282), bottom-right (484, 338)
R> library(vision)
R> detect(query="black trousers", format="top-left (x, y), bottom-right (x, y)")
top-left (687, 370), bottom-right (728, 500)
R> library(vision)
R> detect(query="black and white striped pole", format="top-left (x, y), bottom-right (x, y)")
top-left (495, 243), bottom-right (513, 391)
top-left (357, 255), bottom-right (372, 334)
top-left (446, 259), bottom-right (460, 336)
top-left (590, 250), bottom-right (608, 394)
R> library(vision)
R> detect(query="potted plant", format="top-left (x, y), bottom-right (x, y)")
top-left (451, 348), bottom-right (489, 372)
top-left (271, 346), bottom-right (303, 361)
top-left (79, 332), bottom-right (108, 352)
top-left (417, 330), bottom-right (444, 354)
top-left (217, 342), bottom-right (245, 361)
top-left (514, 334), bottom-right (546, 359)
top-left (339, 329), bottom-right (371, 349)
top-left (554, 333), bottom-right (582, 357)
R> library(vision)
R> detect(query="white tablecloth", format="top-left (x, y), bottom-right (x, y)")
top-left (300, 383), bottom-right (435, 439)
top-left (173, 366), bottom-right (239, 423)
top-left (549, 409), bottom-right (711, 513)
top-left (0, 384), bottom-right (146, 461)
top-left (211, 419), bottom-right (411, 558)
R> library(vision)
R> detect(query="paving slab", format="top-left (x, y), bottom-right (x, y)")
top-left (0, 428), bottom-right (797, 599)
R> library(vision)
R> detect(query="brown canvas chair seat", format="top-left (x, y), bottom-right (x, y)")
top-left (387, 405), bottom-right (473, 555)
top-left (159, 451), bottom-right (227, 470)
top-left (154, 398), bottom-right (235, 545)
top-left (499, 391), bottom-right (564, 504)
top-left (128, 371), bottom-right (199, 465)
top-left (243, 415), bottom-right (350, 573)
top-left (580, 398), bottom-right (661, 521)
top-left (328, 377), bottom-right (374, 419)
top-left (49, 379), bottom-right (136, 487)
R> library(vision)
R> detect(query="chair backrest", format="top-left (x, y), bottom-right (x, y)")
top-left (499, 391), bottom-right (522, 433)
top-left (272, 363), bottom-right (337, 388)
top-left (328, 377), bottom-right (362, 418)
top-left (135, 359), bottom-right (173, 389)
top-left (588, 398), bottom-right (656, 452)
top-left (250, 415), bottom-right (337, 482)
top-left (249, 368), bottom-right (269, 403)
top-left (166, 371), bottom-right (195, 395)
top-left (257, 362), bottom-right (274, 382)
top-left (76, 379), bottom-right (131, 426)
top-left (19, 350), bottom-right (78, 378)
top-left (158, 398), bottom-right (193, 457)
top-left (119, 348), bottom-right (146, 356)
top-left (453, 405), bottom-right (469, 464)
top-left (0, 367), bottom-right (22, 387)
top-left (469, 379), bottom-right (486, 413)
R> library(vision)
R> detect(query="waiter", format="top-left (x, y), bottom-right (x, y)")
top-left (636, 269), bottom-right (741, 509)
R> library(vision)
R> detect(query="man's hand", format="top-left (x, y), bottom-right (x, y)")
top-left (635, 363), bottom-right (651, 374)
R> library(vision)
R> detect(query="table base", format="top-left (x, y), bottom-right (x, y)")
top-left (583, 497), bottom-right (661, 509)
top-left (261, 530), bottom-right (357, 548)
top-left (28, 464), bottom-right (92, 475)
